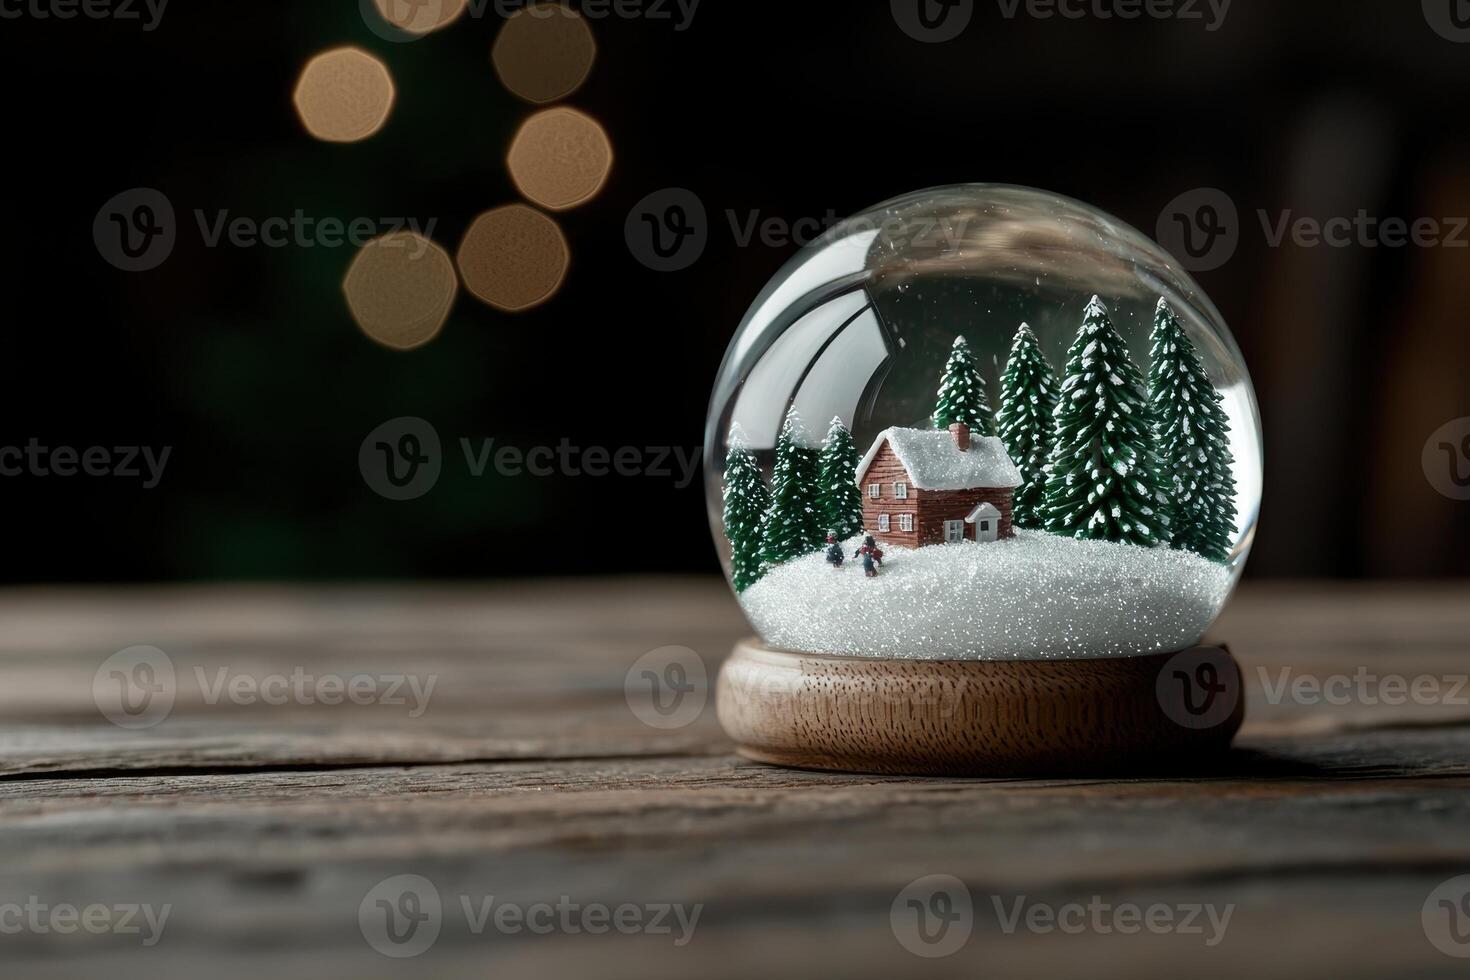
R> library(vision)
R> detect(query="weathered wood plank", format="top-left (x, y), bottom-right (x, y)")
top-left (0, 734), bottom-right (1468, 977)
top-left (0, 580), bottom-right (1463, 773)
top-left (0, 581), bottom-right (1464, 978)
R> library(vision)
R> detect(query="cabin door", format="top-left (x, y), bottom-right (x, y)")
top-left (974, 517), bottom-right (998, 543)
top-left (944, 520), bottom-right (965, 544)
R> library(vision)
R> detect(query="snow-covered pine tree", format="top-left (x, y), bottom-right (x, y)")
top-left (722, 423), bottom-right (770, 592)
top-left (1148, 299), bottom-right (1237, 563)
top-left (759, 406), bottom-right (824, 568)
top-left (1040, 296), bottom-right (1169, 546)
top-left (997, 323), bottom-right (1059, 528)
top-left (932, 335), bottom-right (996, 436)
top-left (816, 416), bottom-right (864, 542)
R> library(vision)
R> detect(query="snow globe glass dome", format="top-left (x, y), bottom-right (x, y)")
top-left (707, 184), bottom-right (1261, 663)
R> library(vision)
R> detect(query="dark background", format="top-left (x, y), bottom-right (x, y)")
top-left (3, 0), bottom-right (1468, 582)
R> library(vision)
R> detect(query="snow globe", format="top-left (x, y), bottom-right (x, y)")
top-left (706, 184), bottom-right (1261, 775)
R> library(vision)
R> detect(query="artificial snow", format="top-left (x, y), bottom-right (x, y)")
top-left (740, 530), bottom-right (1232, 661)
top-left (857, 428), bottom-right (1021, 491)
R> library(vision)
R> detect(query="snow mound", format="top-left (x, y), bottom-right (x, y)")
top-left (739, 531), bottom-right (1232, 660)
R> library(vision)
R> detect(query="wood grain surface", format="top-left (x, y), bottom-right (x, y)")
top-left (0, 578), bottom-right (1468, 978)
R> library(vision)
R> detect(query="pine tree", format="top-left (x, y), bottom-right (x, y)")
top-left (1041, 296), bottom-right (1168, 546)
top-left (816, 416), bottom-right (864, 542)
top-left (996, 323), bottom-right (1059, 528)
top-left (932, 335), bottom-right (995, 436)
top-left (1148, 299), bottom-right (1237, 563)
top-left (722, 424), bottom-right (770, 592)
top-left (759, 406), bottom-right (824, 568)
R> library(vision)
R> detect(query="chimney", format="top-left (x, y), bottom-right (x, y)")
top-left (949, 422), bottom-right (970, 452)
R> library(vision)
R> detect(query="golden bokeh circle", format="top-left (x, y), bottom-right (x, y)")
top-left (457, 205), bottom-right (569, 312)
top-left (344, 232), bottom-right (459, 350)
top-left (492, 3), bottom-right (597, 104)
top-left (372, 0), bottom-right (468, 36)
top-left (293, 47), bottom-right (397, 143)
top-left (506, 107), bottom-right (613, 211)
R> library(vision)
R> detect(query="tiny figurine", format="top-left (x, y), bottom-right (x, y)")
top-left (853, 536), bottom-right (884, 577)
top-left (824, 532), bottom-right (845, 569)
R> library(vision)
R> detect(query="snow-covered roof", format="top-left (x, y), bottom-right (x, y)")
top-left (856, 427), bottom-right (1022, 491)
top-left (966, 501), bottom-right (1002, 523)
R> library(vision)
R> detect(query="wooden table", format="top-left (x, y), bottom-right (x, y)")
top-left (2, 579), bottom-right (1469, 978)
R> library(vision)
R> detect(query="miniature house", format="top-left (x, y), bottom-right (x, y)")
top-left (855, 423), bottom-right (1022, 548)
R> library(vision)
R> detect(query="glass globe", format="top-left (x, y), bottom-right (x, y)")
top-left (704, 184), bottom-right (1262, 660)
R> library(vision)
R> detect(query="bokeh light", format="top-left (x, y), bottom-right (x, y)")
top-left (371, 0), bottom-right (468, 36)
top-left (506, 107), bottom-right (613, 211)
top-left (293, 47), bottom-right (396, 143)
top-left (344, 232), bottom-right (458, 350)
top-left (492, 3), bottom-right (597, 104)
top-left (457, 204), bottom-right (569, 312)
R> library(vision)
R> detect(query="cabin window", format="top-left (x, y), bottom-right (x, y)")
top-left (898, 514), bottom-right (914, 532)
top-left (894, 482), bottom-right (908, 500)
top-left (877, 514), bottom-right (890, 532)
top-left (868, 484), bottom-right (881, 499)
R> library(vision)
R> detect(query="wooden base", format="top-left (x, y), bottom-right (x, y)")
top-left (717, 639), bottom-right (1243, 777)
